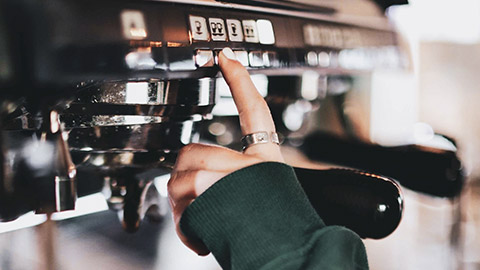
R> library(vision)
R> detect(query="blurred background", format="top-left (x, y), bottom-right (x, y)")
top-left (365, 1), bottom-right (480, 269)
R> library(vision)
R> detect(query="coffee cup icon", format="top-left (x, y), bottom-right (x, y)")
top-left (195, 21), bottom-right (203, 34)
top-left (231, 23), bottom-right (238, 36)
top-left (211, 22), bottom-right (224, 36)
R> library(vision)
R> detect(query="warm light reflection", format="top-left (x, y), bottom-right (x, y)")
top-left (167, 42), bottom-right (188, 47)
top-left (128, 41), bottom-right (163, 47)
top-left (188, 31), bottom-right (193, 44)
top-left (136, 47), bottom-right (151, 53)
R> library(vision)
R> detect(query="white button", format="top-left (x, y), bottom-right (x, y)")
top-left (208, 18), bottom-right (227, 41)
top-left (121, 10), bottom-right (147, 40)
top-left (249, 51), bottom-right (264, 67)
top-left (263, 51), bottom-right (279, 67)
top-left (306, 51), bottom-right (318, 66)
top-left (189, 15), bottom-right (209, 41)
top-left (242, 20), bottom-right (259, 43)
top-left (226, 19), bottom-right (243, 42)
top-left (257, 20), bottom-right (275, 45)
top-left (234, 51), bottom-right (249, 66)
top-left (195, 50), bottom-right (215, 67)
top-left (318, 51), bottom-right (330, 67)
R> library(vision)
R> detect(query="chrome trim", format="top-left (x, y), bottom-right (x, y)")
top-left (150, 0), bottom-right (394, 31)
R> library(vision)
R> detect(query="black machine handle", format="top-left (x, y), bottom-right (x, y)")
top-left (301, 132), bottom-right (464, 198)
top-left (294, 167), bottom-right (403, 239)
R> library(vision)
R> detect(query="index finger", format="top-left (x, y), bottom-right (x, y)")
top-left (218, 48), bottom-right (276, 136)
top-left (218, 48), bottom-right (283, 160)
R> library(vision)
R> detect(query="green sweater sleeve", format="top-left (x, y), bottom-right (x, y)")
top-left (180, 162), bottom-right (369, 270)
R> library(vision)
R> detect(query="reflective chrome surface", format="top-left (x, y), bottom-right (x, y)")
top-left (74, 79), bottom-right (215, 107)
top-left (0, 0), bottom-right (407, 246)
top-left (0, 76), bottom-right (216, 222)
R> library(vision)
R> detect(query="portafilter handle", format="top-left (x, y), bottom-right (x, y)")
top-left (294, 167), bottom-right (403, 239)
top-left (301, 131), bottom-right (464, 198)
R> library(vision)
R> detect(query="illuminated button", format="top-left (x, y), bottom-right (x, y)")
top-left (318, 51), bottom-right (330, 67)
top-left (257, 20), bottom-right (275, 45)
top-left (249, 51), bottom-right (264, 67)
top-left (195, 50), bottom-right (214, 67)
top-left (208, 18), bottom-right (227, 41)
top-left (226, 19), bottom-right (243, 42)
top-left (263, 51), bottom-right (279, 67)
top-left (242, 20), bottom-right (259, 43)
top-left (189, 15), bottom-right (209, 41)
top-left (234, 51), bottom-right (249, 66)
top-left (306, 51), bottom-right (318, 66)
top-left (121, 10), bottom-right (147, 40)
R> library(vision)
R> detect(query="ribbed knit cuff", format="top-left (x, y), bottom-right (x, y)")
top-left (180, 162), bottom-right (325, 270)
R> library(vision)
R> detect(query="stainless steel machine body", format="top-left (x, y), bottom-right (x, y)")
top-left (0, 0), bottom-right (407, 236)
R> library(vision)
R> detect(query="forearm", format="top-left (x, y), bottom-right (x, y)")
top-left (180, 162), bottom-right (369, 270)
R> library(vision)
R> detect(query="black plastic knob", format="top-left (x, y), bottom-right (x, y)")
top-left (295, 167), bottom-right (403, 239)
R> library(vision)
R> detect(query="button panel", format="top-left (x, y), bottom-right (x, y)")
top-left (189, 15), bottom-right (275, 45)
top-left (184, 13), bottom-right (397, 72)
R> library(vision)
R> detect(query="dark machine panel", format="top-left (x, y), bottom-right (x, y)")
top-left (0, 0), bottom-right (413, 246)
top-left (0, 0), bottom-right (403, 92)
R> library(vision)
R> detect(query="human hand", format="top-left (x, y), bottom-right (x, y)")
top-left (167, 47), bottom-right (284, 255)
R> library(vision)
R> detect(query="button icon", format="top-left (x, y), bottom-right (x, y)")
top-left (226, 19), bottom-right (243, 42)
top-left (208, 18), bottom-right (227, 41)
top-left (121, 10), bottom-right (147, 40)
top-left (189, 15), bottom-right (209, 41)
top-left (242, 20), bottom-right (259, 43)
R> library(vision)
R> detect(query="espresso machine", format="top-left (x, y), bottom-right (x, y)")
top-left (0, 0), bottom-right (463, 268)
